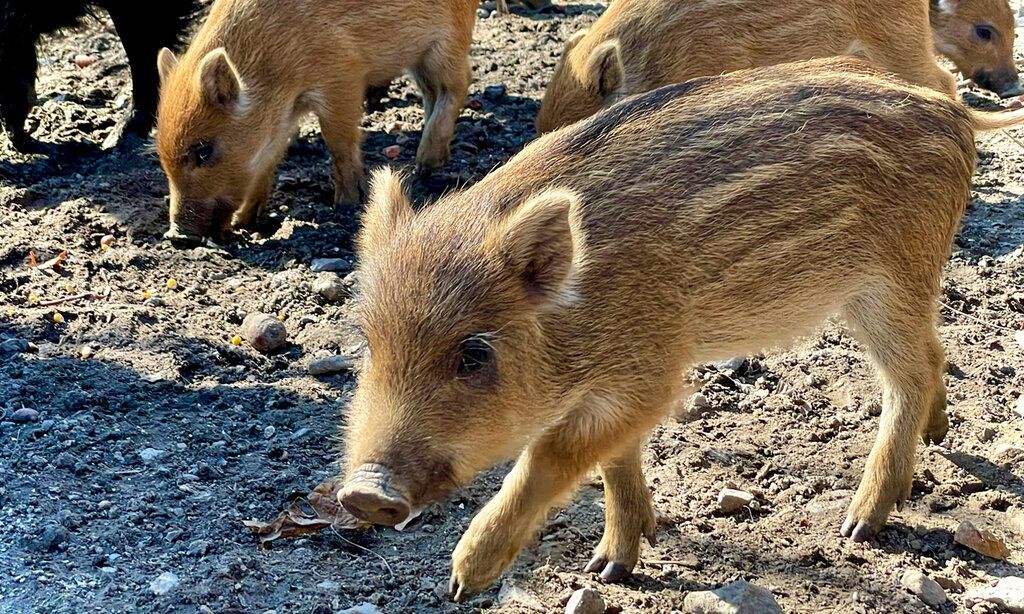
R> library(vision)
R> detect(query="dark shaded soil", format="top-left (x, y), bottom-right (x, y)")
top-left (1, 2), bottom-right (1022, 613)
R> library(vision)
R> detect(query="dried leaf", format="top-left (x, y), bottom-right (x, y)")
top-left (37, 250), bottom-right (68, 271)
top-left (243, 477), bottom-right (367, 546)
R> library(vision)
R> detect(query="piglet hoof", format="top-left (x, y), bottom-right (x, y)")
top-left (921, 409), bottom-right (948, 446)
top-left (839, 514), bottom-right (878, 543)
top-left (584, 556), bottom-right (632, 583)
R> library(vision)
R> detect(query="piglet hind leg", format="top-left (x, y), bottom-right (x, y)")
top-left (316, 89), bottom-right (366, 206)
top-left (585, 440), bottom-right (657, 583)
top-left (412, 43), bottom-right (472, 175)
top-left (448, 397), bottom-right (667, 600)
top-left (839, 288), bottom-right (947, 542)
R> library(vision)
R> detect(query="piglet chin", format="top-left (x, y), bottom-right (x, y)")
top-left (394, 507), bottom-right (424, 532)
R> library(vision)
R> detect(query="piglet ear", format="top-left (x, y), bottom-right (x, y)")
top-left (587, 39), bottom-right (624, 98)
top-left (490, 188), bottom-right (585, 307)
top-left (197, 48), bottom-right (247, 112)
top-left (157, 48), bottom-right (179, 84)
top-left (358, 167), bottom-right (414, 256)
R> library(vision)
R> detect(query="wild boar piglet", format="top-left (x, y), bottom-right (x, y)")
top-left (340, 57), bottom-right (1024, 598)
top-left (156, 0), bottom-right (476, 242)
top-left (536, 0), bottom-right (999, 132)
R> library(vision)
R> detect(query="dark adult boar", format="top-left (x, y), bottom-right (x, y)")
top-left (536, 0), bottom-right (961, 133)
top-left (0, 0), bottom-right (198, 151)
top-left (156, 0), bottom-right (477, 243)
top-left (337, 57), bottom-right (1024, 598)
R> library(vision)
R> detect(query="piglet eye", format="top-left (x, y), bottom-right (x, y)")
top-left (974, 25), bottom-right (994, 42)
top-left (187, 140), bottom-right (217, 167)
top-left (457, 336), bottom-right (494, 377)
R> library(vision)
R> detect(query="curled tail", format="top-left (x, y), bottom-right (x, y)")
top-left (970, 107), bottom-right (1024, 132)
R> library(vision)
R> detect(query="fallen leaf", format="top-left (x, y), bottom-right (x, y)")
top-left (243, 477), bottom-right (366, 546)
top-left (30, 250), bottom-right (67, 271)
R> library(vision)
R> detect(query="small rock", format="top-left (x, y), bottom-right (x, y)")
top-left (309, 355), bottom-right (355, 376)
top-left (483, 84), bottom-right (507, 100)
top-left (310, 258), bottom-right (352, 273)
top-left (263, 425), bottom-right (276, 439)
top-left (10, 408), bottom-right (39, 423)
top-left (933, 575), bottom-right (964, 593)
top-left (97, 500), bottom-right (112, 511)
top-left (691, 392), bottom-right (710, 410)
top-left (965, 576), bottom-right (1024, 613)
top-left (312, 272), bottom-right (346, 302)
top-left (382, 145), bottom-right (402, 159)
top-left (74, 54), bottom-right (97, 68)
top-left (100, 234), bottom-right (116, 247)
top-left (150, 571), bottom-right (180, 595)
top-left (338, 605), bottom-right (383, 614)
top-left (139, 448), bottom-right (167, 464)
top-left (317, 580), bottom-right (341, 592)
top-left (715, 357), bottom-right (746, 373)
top-left (954, 520), bottom-right (1010, 560)
top-left (0, 338), bottom-right (30, 354)
top-left (716, 488), bottom-right (754, 514)
top-left (565, 587), bottom-right (605, 614)
top-left (1016, 394), bottom-right (1024, 418)
top-left (979, 426), bottom-right (997, 442)
top-left (186, 540), bottom-right (210, 556)
top-left (79, 345), bottom-right (95, 359)
top-left (900, 569), bottom-right (947, 607)
top-left (30, 525), bottom-right (68, 552)
top-left (498, 579), bottom-right (545, 611)
top-left (241, 313), bottom-right (288, 353)
top-left (683, 579), bottom-right (782, 614)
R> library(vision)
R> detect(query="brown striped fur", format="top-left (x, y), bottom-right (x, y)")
top-left (536, 0), bottom-right (961, 133)
top-left (155, 0), bottom-right (477, 242)
top-left (340, 57), bottom-right (1024, 598)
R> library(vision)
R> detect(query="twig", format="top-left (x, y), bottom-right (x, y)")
top-left (1001, 128), bottom-right (1024, 150)
top-left (37, 292), bottom-right (96, 307)
top-left (939, 301), bottom-right (1018, 333)
top-left (329, 527), bottom-right (394, 578)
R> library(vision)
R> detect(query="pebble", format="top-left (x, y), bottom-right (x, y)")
top-left (965, 577), bottom-right (1024, 612)
top-left (498, 579), bottom-right (545, 611)
top-left (139, 448), bottom-right (167, 464)
top-left (683, 579), bottom-right (782, 614)
top-left (74, 54), bottom-right (97, 68)
top-left (382, 145), bottom-right (402, 159)
top-left (0, 338), bottom-right (30, 354)
top-left (715, 357), bottom-right (746, 373)
top-left (716, 488), bottom-right (754, 514)
top-left (318, 580), bottom-right (341, 591)
top-left (30, 525), bottom-right (68, 552)
top-left (97, 500), bottom-right (112, 511)
top-left (241, 313), bottom-right (288, 353)
top-left (900, 569), bottom-right (947, 607)
top-left (565, 588), bottom-right (605, 614)
top-left (100, 234), bottom-right (116, 247)
top-left (312, 272), bottom-right (347, 302)
top-left (10, 408), bottom-right (40, 423)
top-left (309, 355), bottom-right (355, 376)
top-left (263, 426), bottom-right (276, 439)
top-left (150, 571), bottom-right (180, 595)
top-left (483, 84), bottom-right (507, 100)
top-left (310, 258), bottom-right (353, 273)
top-left (338, 605), bottom-right (382, 614)
top-left (954, 520), bottom-right (1010, 560)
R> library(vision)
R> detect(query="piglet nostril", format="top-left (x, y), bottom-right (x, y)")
top-left (338, 485), bottom-right (411, 527)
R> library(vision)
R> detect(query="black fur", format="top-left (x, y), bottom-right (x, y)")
top-left (0, 0), bottom-right (199, 151)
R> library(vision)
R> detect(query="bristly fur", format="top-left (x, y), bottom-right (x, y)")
top-left (155, 0), bottom-right (477, 242)
top-left (342, 57), bottom-right (1024, 597)
top-left (536, 0), bottom-right (1018, 132)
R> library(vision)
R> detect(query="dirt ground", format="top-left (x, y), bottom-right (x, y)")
top-left (1, 2), bottom-right (1023, 613)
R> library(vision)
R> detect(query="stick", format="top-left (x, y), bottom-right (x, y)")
top-left (940, 301), bottom-right (1018, 333)
top-left (37, 292), bottom-right (96, 307)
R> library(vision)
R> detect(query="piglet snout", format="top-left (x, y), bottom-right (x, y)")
top-left (338, 464), bottom-right (411, 526)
